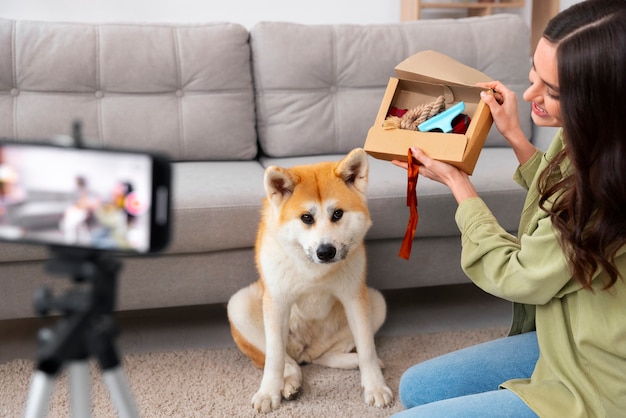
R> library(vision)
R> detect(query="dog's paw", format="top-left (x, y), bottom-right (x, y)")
top-left (282, 379), bottom-right (301, 401)
top-left (282, 358), bottom-right (303, 400)
top-left (251, 391), bottom-right (281, 413)
top-left (364, 385), bottom-right (394, 408)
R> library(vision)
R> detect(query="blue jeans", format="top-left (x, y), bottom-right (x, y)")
top-left (393, 331), bottom-right (539, 418)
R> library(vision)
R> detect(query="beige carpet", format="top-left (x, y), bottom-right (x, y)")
top-left (0, 327), bottom-right (507, 417)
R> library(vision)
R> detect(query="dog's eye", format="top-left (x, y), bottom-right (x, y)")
top-left (301, 213), bottom-right (314, 225)
top-left (332, 209), bottom-right (343, 222)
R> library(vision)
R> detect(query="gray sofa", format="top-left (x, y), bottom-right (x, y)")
top-left (0, 14), bottom-right (551, 320)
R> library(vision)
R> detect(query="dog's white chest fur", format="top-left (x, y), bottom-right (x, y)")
top-left (291, 292), bottom-right (335, 319)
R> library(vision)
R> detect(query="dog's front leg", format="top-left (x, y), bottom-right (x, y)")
top-left (342, 295), bottom-right (393, 408)
top-left (252, 293), bottom-right (289, 413)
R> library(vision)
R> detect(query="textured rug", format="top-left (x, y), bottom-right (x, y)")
top-left (0, 327), bottom-right (508, 417)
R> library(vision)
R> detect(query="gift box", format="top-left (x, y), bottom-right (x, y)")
top-left (364, 50), bottom-right (494, 175)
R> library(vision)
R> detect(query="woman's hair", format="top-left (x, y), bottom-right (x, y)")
top-left (538, 0), bottom-right (626, 289)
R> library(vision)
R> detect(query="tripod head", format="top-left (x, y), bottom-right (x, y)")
top-left (35, 247), bottom-right (120, 313)
top-left (33, 247), bottom-right (123, 375)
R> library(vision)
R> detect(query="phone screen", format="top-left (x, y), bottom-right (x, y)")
top-left (0, 142), bottom-right (170, 253)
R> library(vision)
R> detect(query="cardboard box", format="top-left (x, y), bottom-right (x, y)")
top-left (364, 50), bottom-right (494, 174)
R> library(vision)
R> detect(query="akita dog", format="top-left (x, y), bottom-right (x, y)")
top-left (227, 148), bottom-right (393, 413)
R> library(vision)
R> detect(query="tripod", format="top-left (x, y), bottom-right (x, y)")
top-left (24, 247), bottom-right (139, 418)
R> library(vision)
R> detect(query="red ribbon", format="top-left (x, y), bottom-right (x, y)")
top-left (399, 149), bottom-right (419, 260)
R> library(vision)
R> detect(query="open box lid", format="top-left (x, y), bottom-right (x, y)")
top-left (394, 50), bottom-right (493, 88)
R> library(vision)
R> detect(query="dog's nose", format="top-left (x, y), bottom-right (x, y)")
top-left (316, 244), bottom-right (336, 262)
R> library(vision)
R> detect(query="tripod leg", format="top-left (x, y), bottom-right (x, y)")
top-left (24, 371), bottom-right (55, 418)
top-left (102, 367), bottom-right (139, 418)
top-left (68, 362), bottom-right (92, 418)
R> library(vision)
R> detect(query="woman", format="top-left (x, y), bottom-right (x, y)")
top-left (391, 1), bottom-right (626, 416)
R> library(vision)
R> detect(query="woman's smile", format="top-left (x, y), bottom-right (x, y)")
top-left (531, 102), bottom-right (550, 118)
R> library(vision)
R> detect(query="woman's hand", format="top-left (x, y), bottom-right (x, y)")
top-left (392, 147), bottom-right (478, 204)
top-left (477, 81), bottom-right (523, 139)
top-left (477, 81), bottom-right (536, 165)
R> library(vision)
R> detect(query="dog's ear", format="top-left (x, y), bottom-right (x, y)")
top-left (264, 166), bottom-right (295, 207)
top-left (335, 148), bottom-right (368, 195)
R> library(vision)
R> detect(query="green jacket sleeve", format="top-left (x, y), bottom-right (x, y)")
top-left (455, 198), bottom-right (572, 305)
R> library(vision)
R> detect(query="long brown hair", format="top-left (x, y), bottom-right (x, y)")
top-left (538, 0), bottom-right (626, 289)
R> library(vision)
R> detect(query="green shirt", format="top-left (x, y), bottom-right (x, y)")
top-left (455, 131), bottom-right (626, 417)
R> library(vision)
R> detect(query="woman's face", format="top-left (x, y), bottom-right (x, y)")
top-left (523, 38), bottom-right (562, 127)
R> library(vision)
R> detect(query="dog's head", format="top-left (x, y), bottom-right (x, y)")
top-left (263, 148), bottom-right (372, 264)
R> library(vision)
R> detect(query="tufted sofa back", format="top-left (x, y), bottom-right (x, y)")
top-left (0, 19), bottom-right (257, 161)
top-left (251, 15), bottom-right (531, 157)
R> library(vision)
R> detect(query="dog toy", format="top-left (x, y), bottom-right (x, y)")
top-left (450, 114), bottom-right (471, 134)
top-left (417, 101), bottom-right (465, 133)
top-left (384, 95), bottom-right (446, 130)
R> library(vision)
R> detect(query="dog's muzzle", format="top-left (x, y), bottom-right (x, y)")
top-left (307, 243), bottom-right (349, 264)
top-left (316, 244), bottom-right (337, 263)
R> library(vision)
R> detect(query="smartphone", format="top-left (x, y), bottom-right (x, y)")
top-left (0, 140), bottom-right (171, 254)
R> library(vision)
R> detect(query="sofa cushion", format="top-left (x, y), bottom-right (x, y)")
top-left (251, 14), bottom-right (531, 158)
top-left (0, 19), bottom-right (257, 161)
top-left (166, 161), bottom-right (266, 254)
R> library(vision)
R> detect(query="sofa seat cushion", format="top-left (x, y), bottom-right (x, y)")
top-left (260, 148), bottom-right (526, 241)
top-left (166, 161), bottom-right (266, 254)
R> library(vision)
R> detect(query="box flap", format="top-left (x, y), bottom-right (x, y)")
top-left (394, 50), bottom-right (492, 87)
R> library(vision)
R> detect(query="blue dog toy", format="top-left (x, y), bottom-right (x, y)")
top-left (417, 101), bottom-right (465, 133)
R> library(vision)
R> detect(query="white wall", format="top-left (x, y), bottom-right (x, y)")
top-left (0, 1), bottom-right (582, 32)
top-left (0, 0), bottom-right (538, 28)
top-left (0, 0), bottom-right (403, 27)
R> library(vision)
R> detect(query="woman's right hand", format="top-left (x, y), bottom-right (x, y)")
top-left (477, 81), bottom-right (524, 141)
top-left (478, 81), bottom-right (537, 165)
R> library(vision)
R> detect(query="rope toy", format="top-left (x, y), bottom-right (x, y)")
top-left (384, 95), bottom-right (446, 131)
